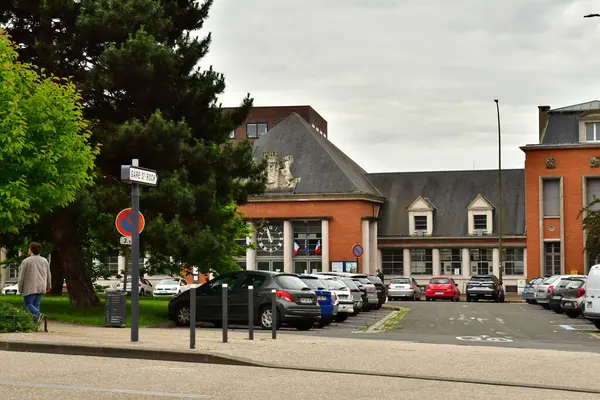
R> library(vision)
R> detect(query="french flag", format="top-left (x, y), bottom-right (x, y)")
top-left (315, 240), bottom-right (321, 255)
top-left (293, 241), bottom-right (300, 256)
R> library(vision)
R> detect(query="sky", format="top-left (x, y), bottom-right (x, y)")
top-left (200, 0), bottom-right (600, 173)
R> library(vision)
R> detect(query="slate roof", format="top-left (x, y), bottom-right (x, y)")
top-left (367, 169), bottom-right (526, 237)
top-left (540, 101), bottom-right (600, 145)
top-left (252, 113), bottom-right (383, 198)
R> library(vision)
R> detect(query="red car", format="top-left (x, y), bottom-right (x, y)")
top-left (425, 277), bottom-right (460, 301)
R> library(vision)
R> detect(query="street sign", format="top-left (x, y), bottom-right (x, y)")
top-left (352, 243), bottom-right (364, 258)
top-left (115, 208), bottom-right (145, 237)
top-left (121, 165), bottom-right (158, 186)
top-left (120, 236), bottom-right (132, 245)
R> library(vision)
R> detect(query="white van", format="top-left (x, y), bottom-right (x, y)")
top-left (583, 264), bottom-right (600, 330)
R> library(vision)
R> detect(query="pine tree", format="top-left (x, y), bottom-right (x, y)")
top-left (0, 0), bottom-right (265, 307)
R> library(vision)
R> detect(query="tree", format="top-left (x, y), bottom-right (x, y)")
top-left (580, 198), bottom-right (600, 265)
top-left (0, 29), bottom-right (97, 234)
top-left (1, 1), bottom-right (265, 307)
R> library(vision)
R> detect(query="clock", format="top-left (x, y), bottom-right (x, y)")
top-left (257, 224), bottom-right (284, 253)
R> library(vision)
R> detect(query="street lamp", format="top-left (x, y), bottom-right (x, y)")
top-left (494, 100), bottom-right (503, 285)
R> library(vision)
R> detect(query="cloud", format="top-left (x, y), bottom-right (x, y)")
top-left (201, 0), bottom-right (600, 172)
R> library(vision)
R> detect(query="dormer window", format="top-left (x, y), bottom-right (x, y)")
top-left (467, 194), bottom-right (494, 235)
top-left (586, 122), bottom-right (600, 142)
top-left (407, 196), bottom-right (435, 236)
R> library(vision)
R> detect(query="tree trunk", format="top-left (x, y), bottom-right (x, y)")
top-left (48, 249), bottom-right (64, 296)
top-left (50, 207), bottom-right (102, 308)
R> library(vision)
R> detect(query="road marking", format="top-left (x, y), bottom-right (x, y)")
top-left (558, 324), bottom-right (598, 332)
top-left (0, 380), bottom-right (213, 398)
top-left (456, 335), bottom-right (513, 342)
top-left (559, 325), bottom-right (575, 330)
top-left (590, 333), bottom-right (600, 340)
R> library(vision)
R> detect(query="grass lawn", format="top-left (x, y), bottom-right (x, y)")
top-left (0, 294), bottom-right (171, 327)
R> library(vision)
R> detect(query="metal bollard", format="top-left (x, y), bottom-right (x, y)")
top-left (222, 283), bottom-right (228, 343)
top-left (248, 285), bottom-right (254, 340)
top-left (190, 286), bottom-right (196, 349)
top-left (271, 289), bottom-right (277, 339)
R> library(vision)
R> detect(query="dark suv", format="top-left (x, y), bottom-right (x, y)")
top-left (365, 275), bottom-right (387, 309)
top-left (168, 271), bottom-right (321, 331)
top-left (466, 275), bottom-right (505, 302)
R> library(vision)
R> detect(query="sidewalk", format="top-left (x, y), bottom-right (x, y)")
top-left (1, 321), bottom-right (599, 393)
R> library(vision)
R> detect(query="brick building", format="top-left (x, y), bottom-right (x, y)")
top-left (225, 105), bottom-right (327, 142)
top-left (522, 100), bottom-right (600, 280)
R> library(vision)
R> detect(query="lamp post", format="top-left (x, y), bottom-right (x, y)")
top-left (494, 99), bottom-right (503, 285)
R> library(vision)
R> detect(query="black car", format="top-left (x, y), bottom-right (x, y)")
top-left (346, 274), bottom-right (380, 310)
top-left (466, 275), bottom-right (505, 302)
top-left (168, 271), bottom-right (321, 331)
top-left (549, 277), bottom-right (578, 313)
top-left (365, 275), bottom-right (387, 309)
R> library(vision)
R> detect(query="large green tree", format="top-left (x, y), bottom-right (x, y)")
top-left (0, 0), bottom-right (265, 307)
top-left (580, 199), bottom-right (600, 265)
top-left (0, 29), bottom-right (97, 234)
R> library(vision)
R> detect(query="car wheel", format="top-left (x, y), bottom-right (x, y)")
top-left (375, 302), bottom-right (383, 310)
top-left (565, 310), bottom-right (580, 319)
top-left (500, 295), bottom-right (505, 303)
top-left (174, 303), bottom-right (191, 327)
top-left (552, 307), bottom-right (564, 314)
top-left (592, 320), bottom-right (600, 330)
top-left (259, 305), bottom-right (281, 330)
top-left (414, 294), bottom-right (420, 301)
top-left (316, 319), bottom-right (328, 328)
top-left (352, 309), bottom-right (360, 316)
top-left (293, 321), bottom-right (314, 331)
top-left (542, 303), bottom-right (551, 310)
top-left (466, 296), bottom-right (471, 302)
top-left (334, 313), bottom-right (348, 323)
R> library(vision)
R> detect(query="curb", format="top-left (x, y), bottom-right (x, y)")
top-left (1, 340), bottom-right (598, 395)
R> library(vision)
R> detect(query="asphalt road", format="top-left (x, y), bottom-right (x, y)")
top-left (277, 300), bottom-right (600, 352)
top-left (1, 351), bottom-right (596, 400)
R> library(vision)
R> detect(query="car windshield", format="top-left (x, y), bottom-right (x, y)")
top-left (158, 278), bottom-right (179, 285)
top-left (430, 278), bottom-right (450, 284)
top-left (356, 277), bottom-right (371, 284)
top-left (470, 276), bottom-right (492, 281)
top-left (368, 276), bottom-right (383, 284)
top-left (274, 275), bottom-right (309, 290)
top-left (566, 280), bottom-right (585, 289)
top-left (391, 278), bottom-right (410, 284)
top-left (341, 279), bottom-right (358, 290)
top-left (323, 280), bottom-right (346, 290)
top-left (556, 278), bottom-right (572, 288)
top-left (542, 276), bottom-right (559, 284)
top-left (300, 278), bottom-right (325, 290)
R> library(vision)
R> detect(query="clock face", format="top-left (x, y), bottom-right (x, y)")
top-left (257, 224), bottom-right (284, 253)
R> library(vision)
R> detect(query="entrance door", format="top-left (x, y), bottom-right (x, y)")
top-left (544, 242), bottom-right (561, 276)
top-left (256, 260), bottom-right (284, 272)
top-left (293, 260), bottom-right (322, 274)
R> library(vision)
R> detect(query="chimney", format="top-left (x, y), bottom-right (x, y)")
top-left (538, 105), bottom-right (550, 143)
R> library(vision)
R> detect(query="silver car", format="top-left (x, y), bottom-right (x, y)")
top-left (537, 274), bottom-right (586, 309)
top-left (388, 276), bottom-right (422, 301)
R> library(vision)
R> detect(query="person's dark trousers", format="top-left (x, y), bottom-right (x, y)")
top-left (23, 293), bottom-right (43, 319)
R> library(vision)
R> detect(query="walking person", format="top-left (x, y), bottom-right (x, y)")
top-left (17, 242), bottom-right (51, 323)
top-left (376, 268), bottom-right (384, 283)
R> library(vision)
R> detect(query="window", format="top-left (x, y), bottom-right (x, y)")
top-left (586, 122), bottom-right (600, 142)
top-left (543, 179), bottom-right (560, 217)
top-left (205, 273), bottom-right (240, 293)
top-left (544, 242), bottom-right (561, 276)
top-left (246, 123), bottom-right (267, 139)
top-left (586, 178), bottom-right (600, 211)
top-left (239, 273), bottom-right (266, 289)
top-left (8, 265), bottom-right (18, 279)
top-left (414, 216), bottom-right (427, 231)
top-left (502, 248), bottom-right (524, 275)
top-left (293, 221), bottom-right (322, 257)
top-left (229, 130), bottom-right (235, 139)
top-left (470, 249), bottom-right (492, 275)
top-left (382, 250), bottom-right (404, 275)
top-left (473, 215), bottom-right (487, 231)
top-left (104, 255), bottom-right (119, 275)
top-left (430, 277), bottom-right (450, 284)
top-left (440, 248), bottom-right (462, 275)
top-left (274, 275), bottom-right (308, 290)
top-left (410, 249), bottom-right (433, 275)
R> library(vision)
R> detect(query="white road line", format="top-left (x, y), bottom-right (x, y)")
top-left (0, 380), bottom-right (213, 398)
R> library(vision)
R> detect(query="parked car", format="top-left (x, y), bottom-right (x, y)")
top-left (560, 278), bottom-right (587, 319)
top-left (114, 278), bottom-right (154, 296)
top-left (466, 275), bottom-right (504, 302)
top-left (298, 275), bottom-right (336, 327)
top-left (584, 265), bottom-right (600, 330)
top-left (153, 277), bottom-right (190, 297)
top-left (522, 277), bottom-right (544, 304)
top-left (365, 275), bottom-right (387, 308)
top-left (1, 283), bottom-right (19, 295)
top-left (168, 271), bottom-right (321, 331)
top-left (315, 276), bottom-right (355, 321)
top-left (549, 277), bottom-right (582, 313)
top-left (537, 274), bottom-right (586, 310)
top-left (387, 276), bottom-right (422, 301)
top-left (347, 274), bottom-right (379, 310)
top-left (340, 278), bottom-right (363, 315)
top-left (425, 277), bottom-right (460, 301)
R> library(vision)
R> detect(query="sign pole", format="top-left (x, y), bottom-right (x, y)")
top-left (131, 159), bottom-right (140, 343)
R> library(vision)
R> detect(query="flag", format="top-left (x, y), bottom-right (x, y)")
top-left (304, 235), bottom-right (309, 255)
top-left (315, 240), bottom-right (321, 255)
top-left (293, 241), bottom-right (300, 256)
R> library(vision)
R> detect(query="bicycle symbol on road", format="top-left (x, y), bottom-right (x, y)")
top-left (455, 335), bottom-right (513, 342)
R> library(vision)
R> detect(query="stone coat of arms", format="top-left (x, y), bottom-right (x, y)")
top-left (263, 152), bottom-right (300, 191)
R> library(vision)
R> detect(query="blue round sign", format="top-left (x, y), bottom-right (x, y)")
top-left (352, 244), bottom-right (364, 258)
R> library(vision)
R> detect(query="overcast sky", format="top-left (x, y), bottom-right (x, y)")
top-left (201, 0), bottom-right (600, 173)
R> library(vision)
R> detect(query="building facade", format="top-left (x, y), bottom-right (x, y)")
top-left (522, 101), bottom-right (600, 280)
